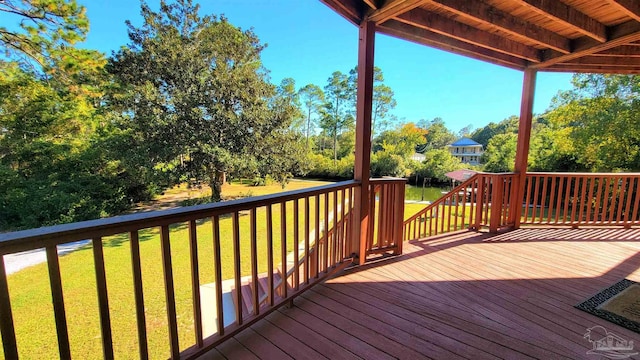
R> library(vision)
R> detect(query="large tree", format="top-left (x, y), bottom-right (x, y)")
top-left (348, 66), bottom-right (397, 136)
top-left (298, 84), bottom-right (324, 147)
top-left (0, 0), bottom-right (89, 69)
top-left (419, 117), bottom-right (457, 150)
top-left (109, 0), bottom-right (298, 201)
top-left (321, 71), bottom-right (353, 163)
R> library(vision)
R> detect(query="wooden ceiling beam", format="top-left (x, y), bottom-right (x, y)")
top-left (593, 45), bottom-right (640, 57)
top-left (396, 8), bottom-right (541, 62)
top-left (378, 20), bottom-right (527, 69)
top-left (533, 21), bottom-right (640, 68)
top-left (320, 0), bottom-right (364, 25)
top-left (609, 0), bottom-right (640, 22)
top-left (542, 64), bottom-right (640, 74)
top-left (563, 56), bottom-right (640, 66)
top-left (366, 0), bottom-right (427, 24)
top-left (362, 0), bottom-right (378, 10)
top-left (425, 0), bottom-right (571, 54)
top-left (520, 0), bottom-right (607, 42)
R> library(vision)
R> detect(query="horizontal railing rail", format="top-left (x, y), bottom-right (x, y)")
top-left (403, 173), bottom-right (516, 241)
top-left (521, 172), bottom-right (640, 227)
top-left (0, 180), bottom-right (358, 359)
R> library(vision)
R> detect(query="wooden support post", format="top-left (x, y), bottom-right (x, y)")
top-left (489, 175), bottom-right (503, 233)
top-left (512, 68), bottom-right (537, 228)
top-left (353, 20), bottom-right (375, 265)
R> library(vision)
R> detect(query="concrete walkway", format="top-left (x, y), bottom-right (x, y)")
top-left (3, 240), bottom-right (89, 275)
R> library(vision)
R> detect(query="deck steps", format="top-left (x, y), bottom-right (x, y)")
top-left (232, 271), bottom-right (288, 319)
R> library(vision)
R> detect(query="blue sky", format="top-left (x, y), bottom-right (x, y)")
top-left (77, 0), bottom-right (574, 133)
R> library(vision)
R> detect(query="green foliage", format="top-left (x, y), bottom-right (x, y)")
top-left (109, 0), bottom-right (304, 202)
top-left (306, 153), bottom-right (354, 180)
top-left (373, 122), bottom-right (427, 157)
top-left (371, 151), bottom-right (407, 177)
top-left (348, 66), bottom-right (397, 135)
top-left (414, 149), bottom-right (463, 182)
top-left (470, 115), bottom-right (519, 147)
top-left (543, 74), bottom-right (640, 172)
top-left (418, 117), bottom-right (457, 151)
top-left (482, 133), bottom-right (517, 172)
top-left (0, 62), bottom-right (151, 231)
top-left (298, 83), bottom-right (324, 146)
top-left (0, 0), bottom-right (89, 67)
top-left (321, 70), bottom-right (354, 162)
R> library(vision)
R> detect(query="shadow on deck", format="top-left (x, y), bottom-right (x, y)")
top-left (198, 228), bottom-right (640, 359)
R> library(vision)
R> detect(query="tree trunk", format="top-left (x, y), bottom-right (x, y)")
top-left (333, 125), bottom-right (338, 165)
top-left (208, 170), bottom-right (225, 202)
top-left (306, 108), bottom-right (311, 147)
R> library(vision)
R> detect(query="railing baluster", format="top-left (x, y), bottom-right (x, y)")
top-left (188, 220), bottom-right (203, 347)
top-left (554, 176), bottom-right (564, 224)
top-left (250, 208), bottom-right (259, 316)
top-left (212, 215), bottom-right (224, 336)
top-left (341, 189), bottom-right (347, 259)
top-left (632, 179), bottom-right (640, 225)
top-left (159, 227), bottom-right (179, 359)
top-left (0, 259), bottom-right (17, 360)
top-left (266, 205), bottom-right (274, 306)
top-left (600, 176), bottom-right (611, 223)
top-left (585, 177), bottom-right (595, 224)
top-left (578, 177), bottom-right (588, 225)
top-left (323, 193), bottom-right (329, 273)
top-left (368, 184), bottom-right (380, 249)
top-left (545, 176), bottom-right (555, 225)
top-left (314, 195), bottom-right (321, 276)
top-left (531, 176), bottom-right (541, 224)
top-left (538, 176), bottom-right (548, 224)
top-left (129, 230), bottom-right (148, 359)
top-left (483, 177), bottom-right (490, 226)
top-left (616, 177), bottom-right (627, 224)
top-left (304, 197), bottom-right (310, 285)
top-left (46, 245), bottom-right (71, 359)
top-left (454, 185), bottom-right (460, 230)
top-left (523, 175), bottom-right (532, 224)
top-left (440, 196), bottom-right (447, 234)
top-left (345, 187), bottom-right (352, 256)
top-left (333, 190), bottom-right (339, 265)
top-left (92, 237), bottom-right (114, 360)
top-left (280, 202), bottom-right (288, 296)
top-left (231, 213), bottom-right (242, 325)
top-left (571, 176), bottom-right (581, 225)
top-left (293, 200), bottom-right (300, 290)
top-left (593, 177), bottom-right (605, 224)
top-left (468, 179), bottom-right (476, 229)
top-left (608, 177), bottom-right (618, 224)
top-left (624, 178), bottom-right (634, 227)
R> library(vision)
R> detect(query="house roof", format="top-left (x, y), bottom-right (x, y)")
top-left (321, 0), bottom-right (640, 74)
top-left (445, 169), bottom-right (477, 182)
top-left (450, 137), bottom-right (481, 147)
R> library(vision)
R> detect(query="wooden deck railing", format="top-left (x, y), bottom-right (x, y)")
top-left (403, 173), bottom-right (516, 241)
top-left (521, 172), bottom-right (640, 227)
top-left (365, 178), bottom-right (406, 257)
top-left (0, 181), bottom-right (359, 359)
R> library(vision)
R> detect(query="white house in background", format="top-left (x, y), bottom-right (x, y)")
top-left (448, 138), bottom-right (483, 165)
top-left (411, 152), bottom-right (426, 162)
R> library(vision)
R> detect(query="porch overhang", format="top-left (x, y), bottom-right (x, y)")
top-left (322, 0), bottom-right (640, 74)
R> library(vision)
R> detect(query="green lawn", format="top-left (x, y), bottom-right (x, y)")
top-left (5, 179), bottom-right (435, 359)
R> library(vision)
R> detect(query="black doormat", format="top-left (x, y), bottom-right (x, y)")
top-left (575, 279), bottom-right (640, 334)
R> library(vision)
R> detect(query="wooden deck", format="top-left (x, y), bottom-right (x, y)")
top-left (198, 227), bottom-right (640, 359)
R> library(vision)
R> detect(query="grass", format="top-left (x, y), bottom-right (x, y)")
top-left (4, 179), bottom-right (433, 359)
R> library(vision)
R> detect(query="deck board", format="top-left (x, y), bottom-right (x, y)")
top-left (202, 228), bottom-right (640, 359)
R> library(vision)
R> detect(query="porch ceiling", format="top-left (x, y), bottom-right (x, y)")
top-left (321, 0), bottom-right (640, 74)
